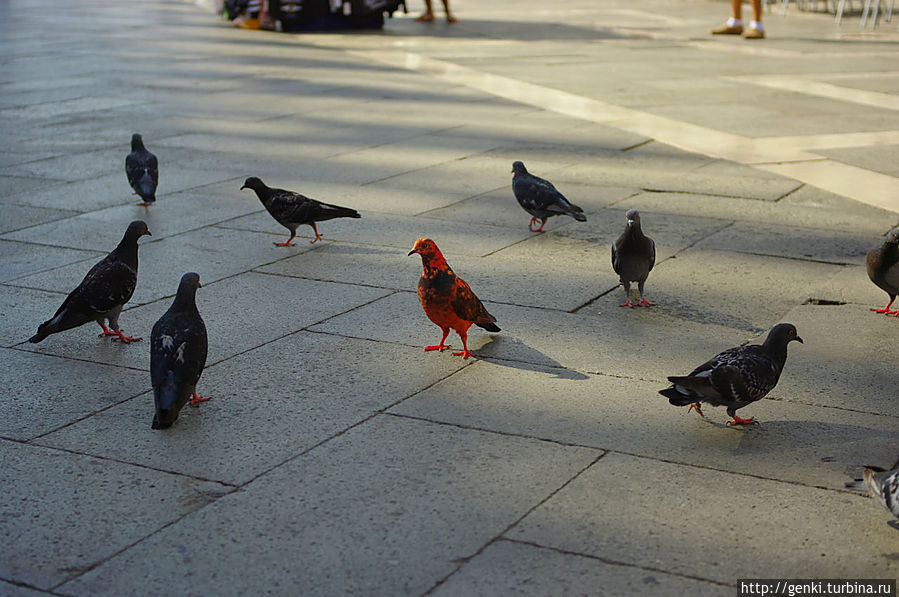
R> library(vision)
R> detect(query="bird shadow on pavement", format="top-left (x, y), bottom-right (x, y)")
top-left (474, 335), bottom-right (589, 380)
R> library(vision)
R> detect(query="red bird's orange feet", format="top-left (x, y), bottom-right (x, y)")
top-left (424, 343), bottom-right (450, 352)
top-left (190, 392), bottom-right (210, 406)
top-left (451, 349), bottom-right (472, 359)
top-left (620, 300), bottom-right (636, 308)
top-left (726, 415), bottom-right (759, 426)
top-left (639, 298), bottom-right (654, 307)
top-left (687, 402), bottom-right (705, 418)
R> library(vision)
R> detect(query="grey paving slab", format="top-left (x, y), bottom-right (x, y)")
top-left (309, 291), bottom-right (750, 377)
top-left (9, 227), bottom-right (311, 311)
top-left (57, 415), bottom-right (600, 597)
top-left (0, 347), bottom-right (148, 441)
top-left (0, 203), bottom-right (79, 234)
top-left (0, 240), bottom-right (101, 284)
top-left (218, 210), bottom-right (532, 257)
top-left (772, 304), bottom-right (899, 417)
top-left (508, 453), bottom-right (899, 585)
top-left (628, 189), bottom-right (898, 237)
top-left (0, 285), bottom-right (71, 348)
top-left (0, 439), bottom-right (231, 591)
top-left (20, 270), bottom-right (389, 370)
top-left (391, 360), bottom-right (899, 489)
top-left (0, 175), bottom-right (54, 199)
top-left (0, 579), bottom-right (52, 597)
top-left (37, 333), bottom-right (467, 485)
top-left (818, 144), bottom-right (899, 178)
top-left (0, 187), bottom-right (256, 252)
top-left (1, 147), bottom-right (125, 183)
top-left (431, 540), bottom-right (729, 597)
top-left (696, 221), bottom-right (873, 265)
top-left (0, 96), bottom-right (143, 122)
top-left (811, 265), bottom-right (893, 307)
top-left (581, 247), bottom-right (842, 332)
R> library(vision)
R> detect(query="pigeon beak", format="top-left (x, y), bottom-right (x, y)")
top-left (408, 249), bottom-right (417, 256)
top-left (794, 336), bottom-right (804, 344)
top-left (626, 219), bottom-right (635, 227)
top-left (240, 184), bottom-right (247, 190)
top-left (146, 230), bottom-right (152, 236)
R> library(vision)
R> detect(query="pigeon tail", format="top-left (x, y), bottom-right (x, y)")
top-left (322, 204), bottom-right (361, 220)
top-left (28, 329), bottom-right (49, 344)
top-left (659, 386), bottom-right (696, 406)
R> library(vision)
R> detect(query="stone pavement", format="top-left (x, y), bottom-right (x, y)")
top-left (2, 0), bottom-right (899, 594)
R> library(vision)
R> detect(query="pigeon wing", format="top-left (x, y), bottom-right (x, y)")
top-left (450, 276), bottom-right (497, 330)
top-left (150, 311), bottom-right (208, 390)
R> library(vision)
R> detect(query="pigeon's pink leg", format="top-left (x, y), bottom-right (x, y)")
top-left (425, 329), bottom-right (451, 352)
top-left (274, 232), bottom-right (296, 247)
top-left (619, 300), bottom-right (636, 308)
top-left (137, 201), bottom-right (152, 206)
top-left (189, 391), bottom-right (210, 406)
top-left (872, 298), bottom-right (896, 314)
top-left (309, 223), bottom-right (324, 244)
top-left (687, 402), bottom-right (705, 418)
top-left (109, 329), bottom-right (141, 343)
top-left (451, 333), bottom-right (472, 359)
top-left (639, 298), bottom-right (654, 307)
top-left (726, 414), bottom-right (759, 426)
top-left (98, 322), bottom-right (116, 337)
top-left (528, 217), bottom-right (547, 233)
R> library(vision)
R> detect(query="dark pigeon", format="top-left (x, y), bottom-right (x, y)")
top-left (151, 272), bottom-right (209, 430)
top-left (846, 465), bottom-right (899, 519)
top-left (240, 176), bottom-right (361, 246)
top-left (658, 323), bottom-right (803, 426)
top-left (511, 161), bottom-right (586, 232)
top-left (866, 227), bottom-right (899, 316)
top-left (29, 221), bottom-right (151, 344)
top-left (612, 209), bottom-right (656, 307)
top-left (125, 134), bottom-right (158, 206)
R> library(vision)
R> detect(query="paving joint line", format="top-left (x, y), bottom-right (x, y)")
top-left (419, 450), bottom-right (609, 596)
top-left (500, 538), bottom-right (736, 589)
top-left (385, 412), bottom-right (877, 496)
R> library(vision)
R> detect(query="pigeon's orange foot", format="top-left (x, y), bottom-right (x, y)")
top-left (137, 201), bottom-right (153, 206)
top-left (726, 415), bottom-right (759, 426)
top-left (528, 217), bottom-right (546, 233)
top-left (310, 234), bottom-right (324, 244)
top-left (110, 331), bottom-right (141, 343)
top-left (446, 14), bottom-right (458, 23)
top-left (424, 344), bottom-right (450, 352)
top-left (871, 306), bottom-right (895, 313)
top-left (620, 300), bottom-right (636, 308)
top-left (415, 12), bottom-right (434, 21)
top-left (639, 298), bottom-right (654, 307)
top-left (451, 349), bottom-right (472, 359)
top-left (274, 241), bottom-right (296, 247)
top-left (687, 402), bottom-right (705, 418)
top-left (190, 392), bottom-right (210, 406)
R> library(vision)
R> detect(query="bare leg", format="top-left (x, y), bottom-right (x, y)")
top-left (750, 0), bottom-right (763, 22)
top-left (731, 0), bottom-right (743, 19)
top-left (441, 0), bottom-right (457, 22)
top-left (416, 0), bottom-right (435, 21)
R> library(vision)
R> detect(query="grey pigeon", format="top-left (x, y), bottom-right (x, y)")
top-left (29, 221), bottom-right (151, 344)
top-left (151, 272), bottom-right (209, 430)
top-left (125, 134), bottom-right (158, 206)
top-left (658, 323), bottom-right (803, 426)
top-left (511, 161), bottom-right (585, 232)
top-left (846, 465), bottom-right (899, 519)
top-left (866, 227), bottom-right (899, 316)
top-left (612, 209), bottom-right (656, 307)
top-left (240, 176), bottom-right (361, 246)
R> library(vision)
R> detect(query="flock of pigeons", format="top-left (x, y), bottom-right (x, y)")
top-left (23, 134), bottom-right (899, 520)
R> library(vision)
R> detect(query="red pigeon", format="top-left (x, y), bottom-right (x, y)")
top-left (408, 238), bottom-right (500, 359)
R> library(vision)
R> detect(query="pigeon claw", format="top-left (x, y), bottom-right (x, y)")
top-left (189, 392), bottom-right (211, 406)
top-left (687, 402), bottom-right (705, 418)
top-left (639, 298), bottom-right (654, 307)
top-left (528, 217), bottom-right (546, 233)
top-left (726, 415), bottom-right (759, 426)
top-left (109, 331), bottom-right (141, 343)
top-left (619, 300), bottom-right (636, 308)
top-left (274, 241), bottom-right (296, 247)
top-left (424, 344), bottom-right (450, 352)
top-left (136, 201), bottom-right (153, 206)
top-left (310, 223), bottom-right (324, 244)
top-left (451, 349), bottom-right (472, 359)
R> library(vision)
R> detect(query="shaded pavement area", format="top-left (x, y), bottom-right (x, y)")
top-left (2, 0), bottom-right (899, 594)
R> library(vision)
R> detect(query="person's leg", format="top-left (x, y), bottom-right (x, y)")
top-left (732, 0), bottom-right (743, 20)
top-left (416, 0), bottom-right (435, 21)
top-left (441, 0), bottom-right (457, 22)
top-left (744, 0), bottom-right (765, 37)
top-left (750, 0), bottom-right (763, 21)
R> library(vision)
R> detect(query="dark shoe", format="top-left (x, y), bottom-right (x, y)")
top-left (711, 23), bottom-right (743, 34)
top-left (743, 27), bottom-right (765, 39)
